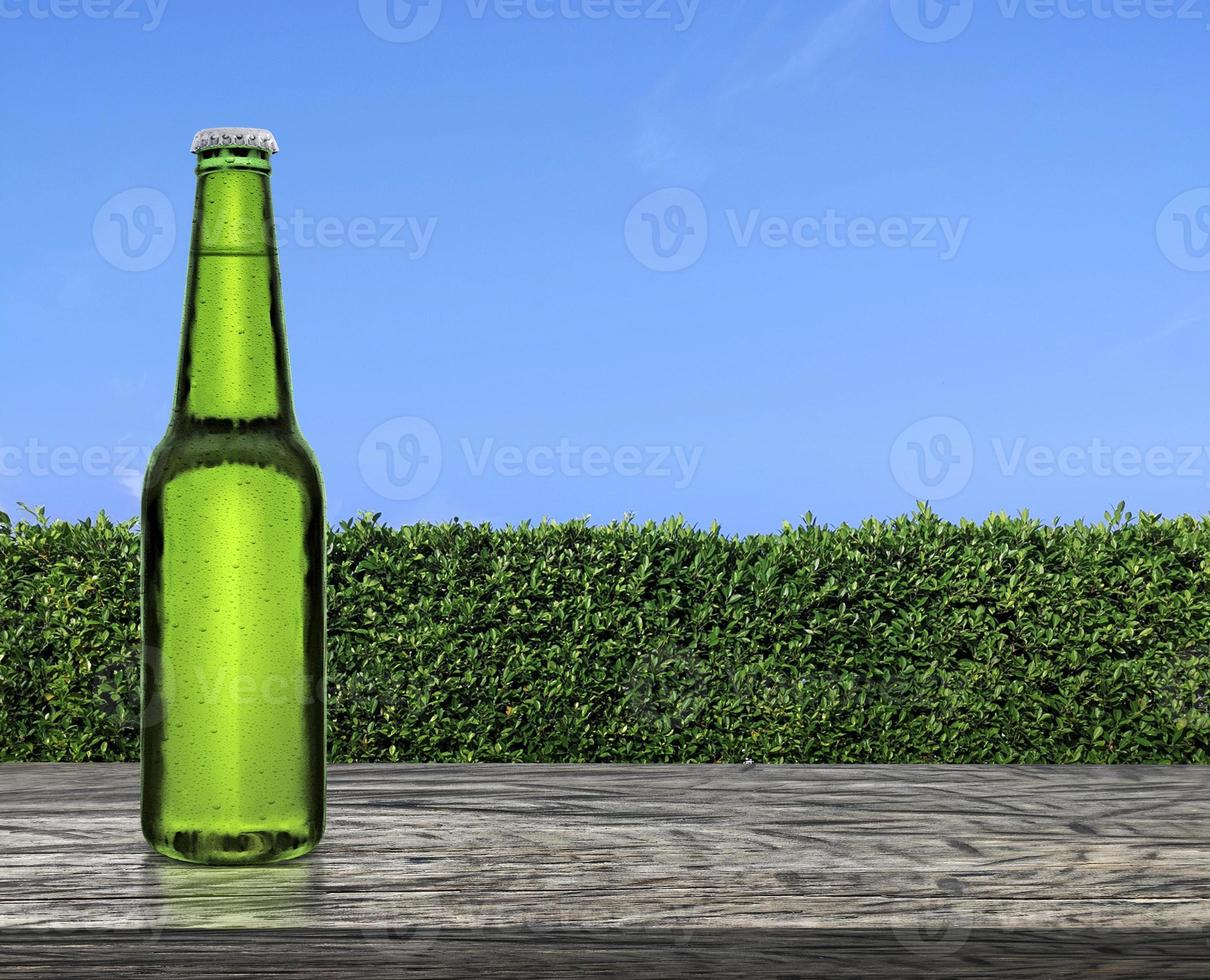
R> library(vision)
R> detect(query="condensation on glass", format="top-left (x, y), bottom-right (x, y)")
top-left (141, 129), bottom-right (326, 865)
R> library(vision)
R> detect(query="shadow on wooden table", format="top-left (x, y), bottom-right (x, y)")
top-left (3, 926), bottom-right (1208, 978)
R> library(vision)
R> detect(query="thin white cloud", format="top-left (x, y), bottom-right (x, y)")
top-left (1153, 297), bottom-right (1210, 342)
top-left (633, 0), bottom-right (882, 174)
top-left (115, 467), bottom-right (144, 502)
top-left (764, 0), bottom-right (881, 89)
top-left (633, 68), bottom-right (693, 173)
top-left (1102, 293), bottom-right (1210, 360)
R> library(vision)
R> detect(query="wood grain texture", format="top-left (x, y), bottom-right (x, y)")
top-left (2, 763), bottom-right (1209, 977)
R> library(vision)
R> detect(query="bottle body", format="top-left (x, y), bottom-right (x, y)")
top-left (141, 134), bottom-right (325, 865)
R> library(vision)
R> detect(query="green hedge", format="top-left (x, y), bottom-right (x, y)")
top-left (2, 504), bottom-right (1209, 764)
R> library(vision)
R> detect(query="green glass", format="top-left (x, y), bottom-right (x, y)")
top-left (141, 138), bottom-right (326, 865)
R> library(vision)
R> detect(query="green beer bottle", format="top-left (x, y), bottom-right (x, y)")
top-left (141, 128), bottom-right (326, 865)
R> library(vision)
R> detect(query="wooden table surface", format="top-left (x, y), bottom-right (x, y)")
top-left (1, 763), bottom-right (1208, 977)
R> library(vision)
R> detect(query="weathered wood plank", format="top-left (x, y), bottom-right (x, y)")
top-left (2, 764), bottom-right (1209, 977)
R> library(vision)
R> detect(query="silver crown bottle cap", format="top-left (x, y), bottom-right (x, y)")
top-left (191, 128), bottom-right (279, 154)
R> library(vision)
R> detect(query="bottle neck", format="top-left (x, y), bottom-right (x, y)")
top-left (173, 149), bottom-right (295, 426)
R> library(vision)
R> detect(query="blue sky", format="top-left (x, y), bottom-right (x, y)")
top-left (3, 0), bottom-right (1210, 534)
